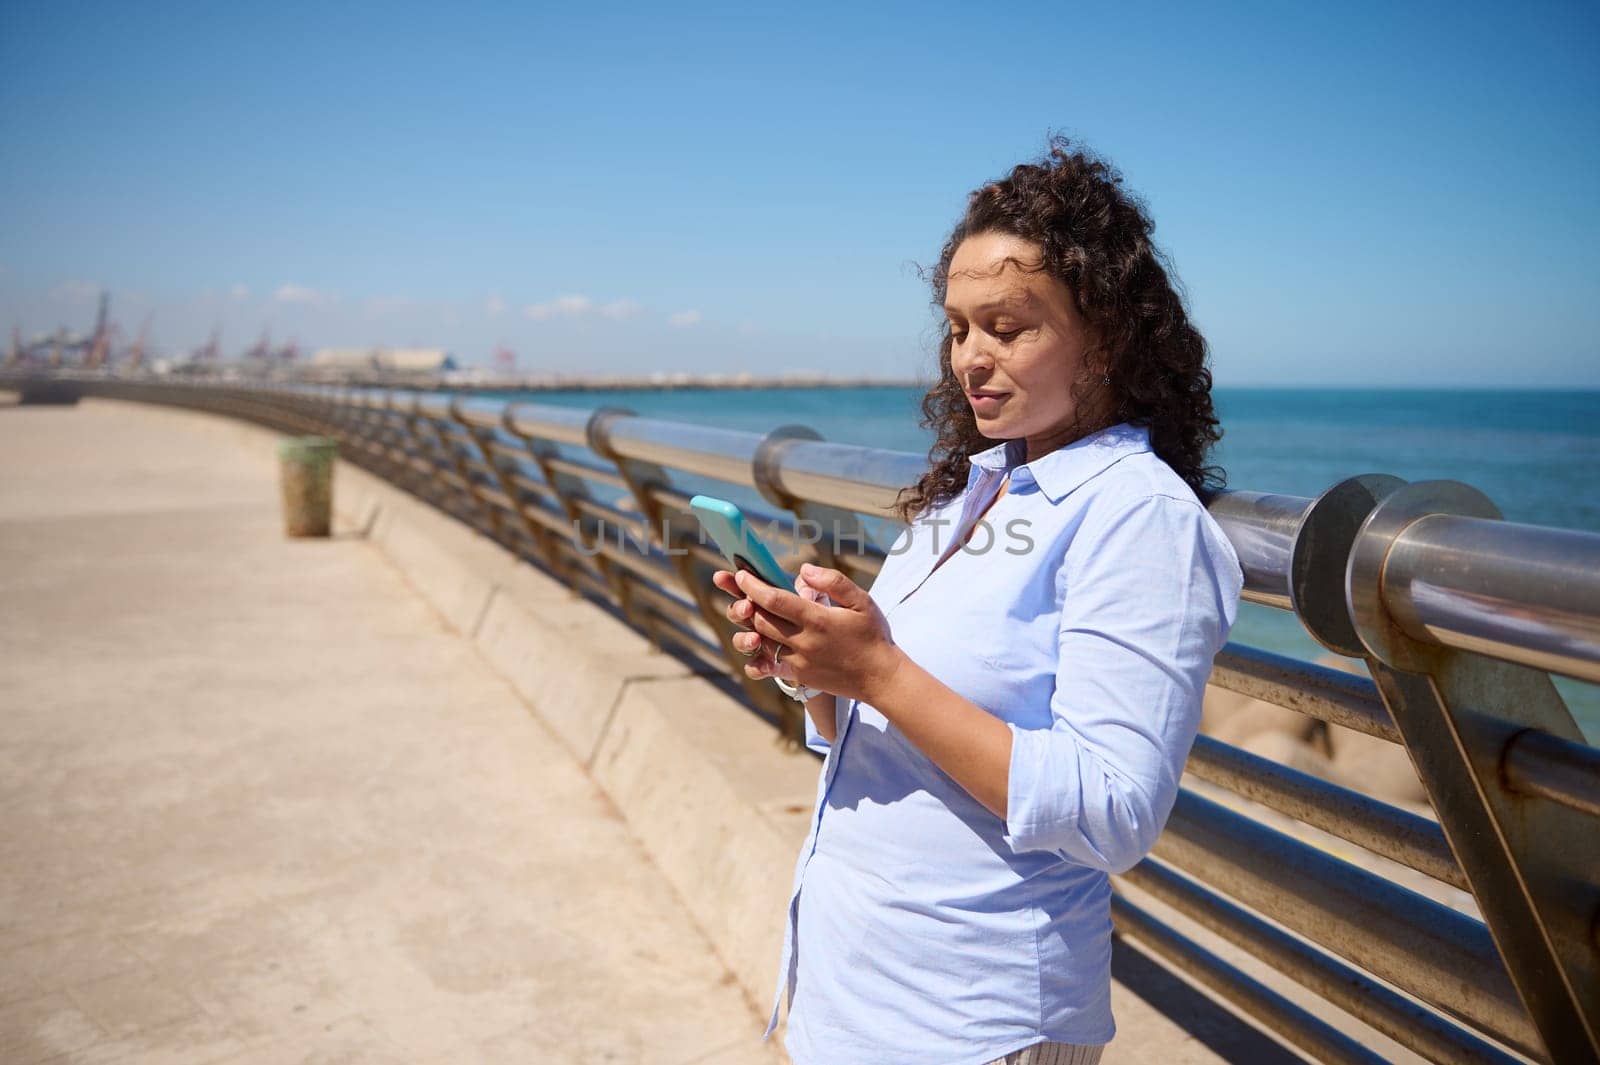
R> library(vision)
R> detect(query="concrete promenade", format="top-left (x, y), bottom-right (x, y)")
top-left (0, 397), bottom-right (785, 1063)
top-left (0, 394), bottom-right (1377, 1065)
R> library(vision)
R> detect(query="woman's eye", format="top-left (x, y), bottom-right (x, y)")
top-left (993, 327), bottom-right (1022, 341)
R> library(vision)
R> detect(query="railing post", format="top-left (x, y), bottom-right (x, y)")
top-left (394, 393), bottom-right (454, 516)
top-left (751, 424), bottom-right (874, 579)
top-left (498, 407), bottom-right (621, 598)
top-left (450, 407), bottom-right (571, 581)
top-left (315, 386), bottom-right (347, 441)
top-left (421, 400), bottom-right (474, 526)
top-left (372, 389), bottom-right (415, 486)
top-left (326, 388), bottom-right (374, 475)
top-left (585, 409), bottom-right (801, 739)
top-left (1346, 479), bottom-right (1598, 1062)
top-left (442, 396), bottom-right (510, 545)
top-left (295, 385), bottom-right (316, 433)
top-left (573, 407), bottom-right (666, 638)
top-left (289, 385), bottom-right (328, 441)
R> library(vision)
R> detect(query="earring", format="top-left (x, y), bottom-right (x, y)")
top-left (1102, 374), bottom-right (1111, 385)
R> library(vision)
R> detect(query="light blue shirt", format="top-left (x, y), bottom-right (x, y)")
top-left (762, 420), bottom-right (1244, 1065)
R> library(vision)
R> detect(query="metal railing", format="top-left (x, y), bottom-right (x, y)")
top-left (15, 371), bottom-right (1598, 1065)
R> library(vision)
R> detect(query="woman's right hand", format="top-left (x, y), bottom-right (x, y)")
top-left (712, 567), bottom-right (827, 683)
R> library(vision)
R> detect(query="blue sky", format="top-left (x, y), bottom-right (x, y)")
top-left (1, 1), bottom-right (1596, 386)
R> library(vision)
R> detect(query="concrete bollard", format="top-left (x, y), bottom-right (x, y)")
top-left (277, 436), bottom-right (338, 538)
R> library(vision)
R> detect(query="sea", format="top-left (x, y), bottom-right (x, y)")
top-left (481, 385), bottom-right (1600, 739)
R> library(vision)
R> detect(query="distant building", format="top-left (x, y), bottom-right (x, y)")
top-left (309, 347), bottom-right (457, 377)
top-left (377, 348), bottom-right (456, 374)
top-left (310, 348), bottom-right (379, 372)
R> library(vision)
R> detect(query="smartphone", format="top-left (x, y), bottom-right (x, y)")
top-left (689, 495), bottom-right (792, 590)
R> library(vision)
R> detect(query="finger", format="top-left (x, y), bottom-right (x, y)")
top-left (746, 640), bottom-right (780, 677)
top-left (733, 629), bottom-right (783, 664)
top-left (725, 596), bottom-right (755, 625)
top-left (762, 653), bottom-right (797, 682)
top-left (793, 572), bottom-right (827, 604)
top-left (759, 642), bottom-right (801, 681)
top-left (798, 563), bottom-right (866, 609)
top-left (712, 569), bottom-right (744, 599)
top-left (769, 639), bottom-right (803, 681)
top-left (749, 609), bottom-right (799, 645)
top-left (734, 569), bottom-right (820, 625)
top-left (748, 614), bottom-right (793, 646)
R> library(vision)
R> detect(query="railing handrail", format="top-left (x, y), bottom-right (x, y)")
top-left (154, 373), bottom-right (1600, 681)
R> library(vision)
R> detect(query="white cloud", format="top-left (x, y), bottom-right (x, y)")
top-left (667, 309), bottom-right (702, 328)
top-left (599, 299), bottom-right (643, 320)
top-left (484, 293), bottom-right (507, 317)
top-left (524, 294), bottom-right (593, 321)
top-left (229, 284), bottom-right (249, 300)
top-left (273, 283), bottom-right (331, 306)
top-left (523, 293), bottom-right (657, 323)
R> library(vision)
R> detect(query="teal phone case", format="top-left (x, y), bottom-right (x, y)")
top-left (689, 495), bottom-right (792, 590)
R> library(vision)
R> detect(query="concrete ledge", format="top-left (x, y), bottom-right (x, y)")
top-left (327, 457), bottom-right (389, 538)
top-left (365, 491), bottom-right (515, 635)
top-left (475, 583), bottom-right (690, 764)
top-left (315, 442), bottom-right (819, 1018)
top-left (591, 676), bottom-right (819, 1003)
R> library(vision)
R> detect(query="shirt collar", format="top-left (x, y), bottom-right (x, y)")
top-left (966, 420), bottom-right (1153, 504)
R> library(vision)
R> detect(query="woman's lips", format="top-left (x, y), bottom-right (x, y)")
top-left (968, 392), bottom-right (1010, 412)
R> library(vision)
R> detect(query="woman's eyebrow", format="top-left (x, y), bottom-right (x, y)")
top-left (944, 292), bottom-right (1036, 316)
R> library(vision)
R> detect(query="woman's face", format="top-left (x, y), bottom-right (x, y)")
top-left (945, 231), bottom-right (1104, 463)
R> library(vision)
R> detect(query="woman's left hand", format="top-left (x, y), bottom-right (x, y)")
top-left (732, 562), bottom-right (906, 705)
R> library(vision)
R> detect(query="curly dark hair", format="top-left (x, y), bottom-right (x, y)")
top-left (893, 136), bottom-right (1226, 525)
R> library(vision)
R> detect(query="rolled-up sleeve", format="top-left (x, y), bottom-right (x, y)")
top-left (802, 694), bottom-right (840, 756)
top-left (1001, 492), bottom-right (1242, 873)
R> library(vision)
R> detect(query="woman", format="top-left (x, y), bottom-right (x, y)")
top-left (711, 139), bottom-right (1243, 1065)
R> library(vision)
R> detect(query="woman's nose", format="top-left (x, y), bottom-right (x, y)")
top-left (954, 344), bottom-right (987, 376)
top-left (957, 354), bottom-right (994, 387)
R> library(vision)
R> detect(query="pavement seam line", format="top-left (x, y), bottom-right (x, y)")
top-left (468, 583), bottom-right (499, 640)
top-left (586, 676), bottom-right (638, 773)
